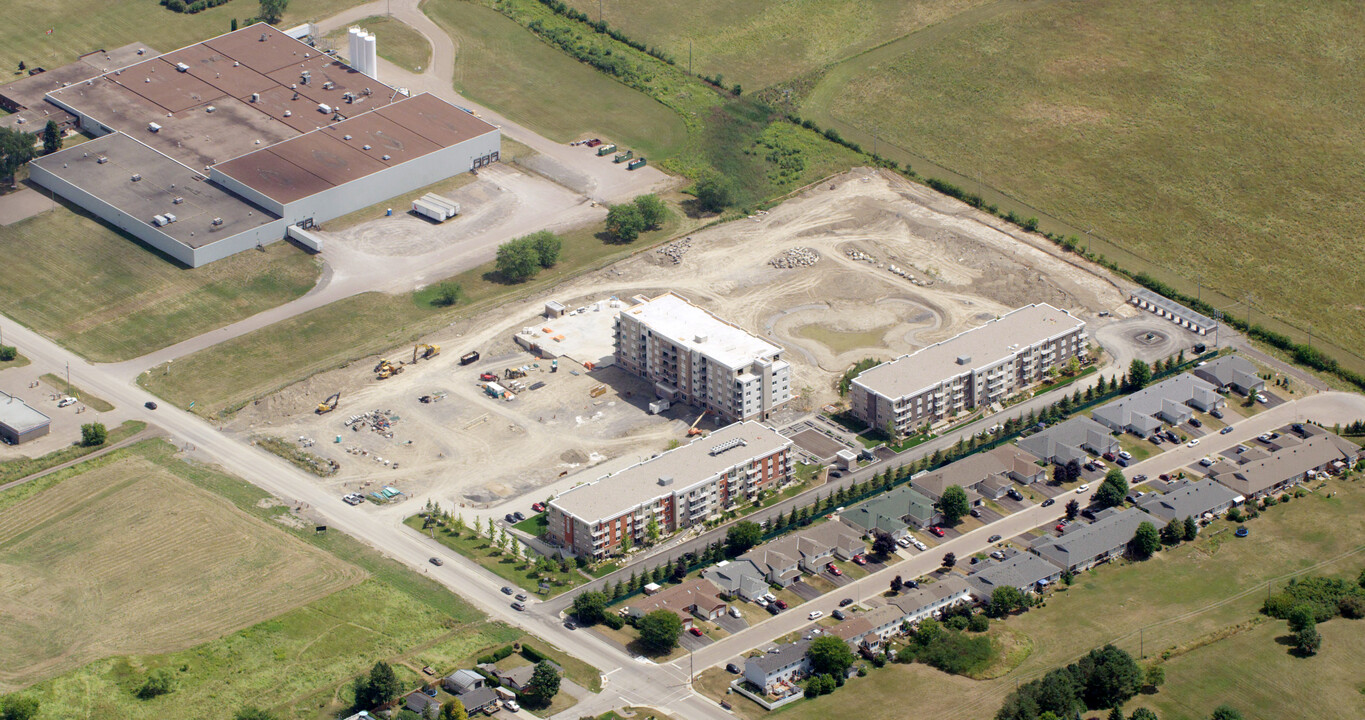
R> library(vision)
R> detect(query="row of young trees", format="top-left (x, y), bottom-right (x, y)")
top-left (604, 194), bottom-right (667, 242)
top-left (495, 230), bottom-right (562, 282)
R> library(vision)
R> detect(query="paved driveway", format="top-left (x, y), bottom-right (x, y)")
top-left (788, 580), bottom-right (823, 602)
top-left (996, 496), bottom-right (1030, 513)
top-left (679, 629), bottom-right (714, 652)
top-left (972, 506), bottom-right (1005, 524)
top-left (714, 613), bottom-right (748, 634)
top-left (823, 569), bottom-right (855, 587)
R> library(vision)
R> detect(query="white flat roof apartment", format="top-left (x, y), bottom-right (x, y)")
top-left (615, 293), bottom-right (792, 423)
top-left (851, 304), bottom-right (1087, 435)
top-left (546, 421), bottom-right (793, 558)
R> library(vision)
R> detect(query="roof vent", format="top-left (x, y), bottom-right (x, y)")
top-left (251, 92), bottom-right (260, 103)
top-left (130, 174), bottom-right (142, 182)
top-left (205, 105), bottom-right (216, 113)
top-left (175, 62), bottom-right (190, 72)
top-left (148, 122), bottom-right (161, 132)
top-left (381, 154), bottom-right (390, 161)
top-left (710, 438), bottom-right (748, 456)
top-left (657, 477), bottom-right (673, 486)
top-left (233, 61), bottom-right (239, 67)
top-left (138, 48), bottom-right (146, 55)
top-left (260, 33), bottom-right (269, 41)
top-left (343, 134), bottom-right (352, 140)
top-left (362, 144), bottom-right (371, 150)
top-left (694, 333), bottom-right (708, 343)
top-left (283, 110), bottom-right (291, 117)
top-left (955, 355), bottom-right (972, 365)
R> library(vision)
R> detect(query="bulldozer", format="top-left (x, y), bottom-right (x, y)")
top-left (686, 410), bottom-right (708, 437)
top-left (504, 367), bottom-right (527, 380)
top-left (413, 343), bottom-right (440, 363)
top-left (375, 359), bottom-right (403, 379)
top-left (316, 392), bottom-right (340, 414)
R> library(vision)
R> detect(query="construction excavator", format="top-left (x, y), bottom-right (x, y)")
top-left (686, 410), bottom-right (708, 437)
top-left (504, 367), bottom-right (527, 380)
top-left (374, 359), bottom-right (404, 379)
top-left (413, 343), bottom-right (440, 363)
top-left (316, 392), bottom-right (340, 414)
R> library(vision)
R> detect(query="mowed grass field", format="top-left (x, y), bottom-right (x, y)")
top-left (559, 0), bottom-right (991, 90)
top-left (803, 0), bottom-right (1365, 356)
top-left (0, 205), bottom-right (319, 362)
top-left (323, 15), bottom-right (431, 73)
top-left (0, 443), bottom-right (364, 691)
top-left (424, 0), bottom-right (688, 159)
top-left (0, 0), bottom-right (368, 74)
top-left (723, 476), bottom-right (1365, 720)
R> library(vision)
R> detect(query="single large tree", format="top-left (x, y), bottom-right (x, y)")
top-left (1130, 522), bottom-right (1160, 560)
top-left (1065, 498), bottom-right (1080, 520)
top-left (637, 610), bottom-right (683, 654)
top-left (634, 193), bottom-right (668, 229)
top-left (495, 238), bottom-right (540, 282)
top-left (692, 173), bottom-right (733, 213)
top-left (0, 127), bottom-right (37, 184)
top-left (527, 230), bottom-right (561, 268)
top-left (1124, 359), bottom-right (1152, 391)
top-left (1182, 515), bottom-right (1198, 541)
top-left (725, 520), bottom-right (762, 556)
top-left (440, 699), bottom-right (467, 720)
top-left (525, 661), bottom-right (561, 702)
top-left (259, 0), bottom-right (289, 24)
top-left (571, 590), bottom-right (608, 625)
top-left (938, 485), bottom-right (971, 524)
top-left (989, 586), bottom-right (1025, 617)
top-left (1077, 644), bottom-right (1144, 709)
top-left (606, 203), bottom-right (645, 242)
top-left (1094, 469), bottom-right (1128, 508)
top-left (355, 661), bottom-right (402, 709)
top-left (942, 552), bottom-right (956, 568)
top-left (80, 422), bottom-right (107, 447)
top-left (41, 120), bottom-right (61, 155)
top-left (806, 635), bottom-right (856, 677)
top-left (871, 530), bottom-right (897, 558)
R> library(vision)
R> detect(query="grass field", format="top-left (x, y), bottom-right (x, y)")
top-left (801, 0), bottom-right (1365, 358)
top-left (323, 15), bottom-right (431, 73)
top-left (403, 514), bottom-right (585, 596)
top-left (0, 443), bottom-right (364, 690)
top-left (0, 204), bottom-right (319, 362)
top-left (0, 353), bottom-right (30, 371)
top-left (39, 373), bottom-right (114, 411)
top-left (0, 0), bottom-right (368, 76)
top-left (708, 475), bottom-right (1365, 720)
top-left (0, 420), bottom-right (145, 489)
top-left (559, 0), bottom-right (991, 90)
top-left (423, 0), bottom-right (688, 159)
top-left (138, 209), bottom-right (692, 417)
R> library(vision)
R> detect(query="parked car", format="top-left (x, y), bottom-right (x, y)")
top-left (57, 397), bottom-right (77, 408)
top-left (1133, 474), bottom-right (1148, 483)
top-left (832, 609), bottom-right (846, 620)
top-left (1055, 523), bottom-right (1067, 532)
top-left (1258, 433), bottom-right (1272, 443)
top-left (144, 401), bottom-right (158, 410)
top-left (1159, 473), bottom-right (1171, 481)
top-left (429, 557), bottom-right (443, 566)
top-left (830, 471), bottom-right (843, 479)
top-left (852, 554), bottom-right (867, 565)
top-left (1103, 452), bottom-right (1116, 461)
top-left (912, 539), bottom-right (928, 551)
top-left (1255, 393), bottom-right (1268, 404)
top-left (990, 551), bottom-right (1006, 561)
top-left (1189, 418), bottom-right (1203, 428)
top-left (826, 563), bottom-right (843, 577)
top-left (808, 610), bottom-right (824, 620)
top-left (1081, 508), bottom-right (1097, 520)
top-left (1165, 430), bottom-right (1180, 442)
top-left (502, 586), bottom-right (514, 595)
top-left (1116, 457), bottom-right (1128, 467)
top-left (512, 601), bottom-right (525, 611)
top-left (729, 606), bottom-right (742, 618)
top-left (929, 526), bottom-right (946, 537)
top-left (1210, 409), bottom-right (1224, 419)
top-left (516, 593), bottom-right (528, 602)
top-left (1235, 526), bottom-right (1250, 537)
top-left (1076, 484), bottom-right (1090, 493)
top-left (1199, 457), bottom-right (1214, 467)
top-left (1041, 498), bottom-right (1056, 508)
top-left (513, 511), bottom-right (526, 522)
top-left (1149, 435), bottom-right (1163, 445)
top-left (1221, 426), bottom-right (1235, 434)
top-left (531, 502), bottom-right (546, 512)
top-left (504, 699), bottom-right (521, 712)
top-left (727, 663), bottom-right (742, 674)
top-left (767, 604), bottom-right (782, 615)
top-left (1118, 450), bottom-right (1133, 460)
top-left (839, 597), bottom-right (854, 607)
top-left (774, 599), bottom-right (788, 610)
top-left (1186, 439), bottom-right (1200, 447)
top-left (988, 534), bottom-right (1002, 543)
top-left (690, 627), bottom-right (704, 637)
top-left (970, 508), bottom-right (982, 518)
top-left (505, 513), bottom-right (516, 523)
top-left (1007, 488), bottom-right (1024, 501)
top-left (897, 536), bottom-right (912, 548)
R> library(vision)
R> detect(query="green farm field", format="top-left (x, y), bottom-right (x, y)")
top-left (0, 204), bottom-right (319, 362)
top-left (560, 0), bottom-right (991, 90)
top-left (0, 0), bottom-right (368, 78)
top-left (800, 0), bottom-right (1365, 358)
top-left (705, 474), bottom-right (1365, 720)
top-left (424, 0), bottom-right (688, 160)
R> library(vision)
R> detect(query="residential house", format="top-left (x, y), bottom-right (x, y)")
top-left (1207, 433), bottom-right (1361, 500)
top-left (442, 669), bottom-right (485, 695)
top-left (967, 551), bottom-right (1062, 600)
top-left (744, 639), bottom-right (812, 695)
top-left (861, 604), bottom-right (911, 644)
top-left (489, 662), bottom-right (561, 693)
top-left (975, 475), bottom-right (1013, 500)
top-left (915, 445), bottom-right (1046, 503)
top-left (1030, 508), bottom-right (1147, 572)
top-left (403, 690), bottom-right (441, 717)
top-left (829, 617), bottom-right (879, 655)
top-left (1091, 374), bottom-right (1224, 436)
top-left (633, 577), bottom-right (729, 628)
top-left (910, 472), bottom-right (983, 508)
top-left (840, 485), bottom-right (939, 538)
top-left (1017, 416), bottom-right (1119, 466)
top-left (702, 559), bottom-right (770, 601)
top-left (1137, 480), bottom-right (1241, 524)
top-left (764, 521), bottom-right (865, 573)
top-left (454, 685), bottom-right (500, 715)
top-left (741, 546), bottom-right (801, 587)
top-left (1192, 355), bottom-right (1264, 396)
top-left (887, 576), bottom-right (972, 625)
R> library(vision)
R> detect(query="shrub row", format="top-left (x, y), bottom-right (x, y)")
top-left (532, 0), bottom-right (676, 64)
top-left (161, 0), bottom-right (231, 14)
top-left (475, 645), bottom-right (516, 665)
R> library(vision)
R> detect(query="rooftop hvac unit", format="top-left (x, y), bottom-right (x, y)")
top-left (381, 154), bottom-right (390, 160)
top-left (96, 156), bottom-right (107, 163)
top-left (250, 92), bottom-right (259, 102)
top-left (342, 134), bottom-right (352, 140)
top-left (283, 110), bottom-right (292, 117)
top-left (362, 144), bottom-right (371, 150)
top-left (172, 196), bottom-right (184, 204)
top-left (130, 174), bottom-right (142, 181)
top-left (175, 62), bottom-right (190, 72)
top-left (147, 122), bottom-right (161, 132)
top-left (152, 215), bottom-right (167, 226)
top-left (205, 105), bottom-right (216, 113)
top-left (260, 33), bottom-right (269, 41)
top-left (212, 218), bottom-right (223, 226)
top-left (322, 81), bottom-right (334, 90)
top-left (317, 103), bottom-right (331, 114)
top-left (164, 213), bottom-right (177, 223)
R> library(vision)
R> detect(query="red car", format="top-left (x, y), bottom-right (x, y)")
top-left (531, 502), bottom-right (545, 513)
top-left (689, 627), bottom-right (704, 637)
top-left (929, 526), bottom-right (946, 538)
top-left (852, 555), bottom-right (867, 566)
top-left (479, 372), bottom-right (497, 381)
top-left (774, 599), bottom-right (788, 610)
top-left (1103, 452), bottom-right (1117, 461)
top-left (1056, 523), bottom-right (1066, 532)
top-left (826, 563), bottom-right (843, 576)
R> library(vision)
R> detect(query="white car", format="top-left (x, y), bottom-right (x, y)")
top-left (729, 606), bottom-right (742, 618)
top-left (755, 597), bottom-right (770, 608)
top-left (897, 536), bottom-right (913, 548)
top-left (504, 699), bottom-right (521, 712)
top-left (57, 396), bottom-right (77, 408)
top-left (1199, 457), bottom-right (1214, 467)
top-left (1118, 450), bottom-right (1133, 460)
top-left (1187, 439), bottom-right (1200, 447)
top-left (912, 539), bottom-right (928, 551)
top-left (1255, 393), bottom-right (1268, 404)
top-left (808, 610), bottom-right (823, 621)
top-left (1076, 484), bottom-right (1090, 494)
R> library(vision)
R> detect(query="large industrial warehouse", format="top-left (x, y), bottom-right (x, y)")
top-left (26, 23), bottom-right (500, 267)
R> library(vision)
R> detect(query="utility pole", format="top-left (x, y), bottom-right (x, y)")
top-left (65, 361), bottom-right (70, 396)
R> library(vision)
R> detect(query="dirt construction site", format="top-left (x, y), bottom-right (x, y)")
top-left (227, 167), bottom-right (1171, 518)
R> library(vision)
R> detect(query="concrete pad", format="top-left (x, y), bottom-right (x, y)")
top-left (0, 188), bottom-right (53, 226)
top-left (515, 297), bottom-right (624, 368)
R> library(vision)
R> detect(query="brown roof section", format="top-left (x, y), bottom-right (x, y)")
top-left (213, 147), bottom-right (330, 205)
top-left (161, 43), bottom-right (277, 99)
top-left (109, 57), bottom-right (225, 113)
top-left (375, 92), bottom-right (498, 146)
top-left (265, 56), bottom-right (393, 111)
top-left (202, 24), bottom-right (321, 74)
top-left (320, 111), bottom-right (440, 165)
top-left (264, 132), bottom-right (387, 187)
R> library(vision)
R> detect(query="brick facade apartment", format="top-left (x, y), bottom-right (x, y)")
top-left (546, 421), bottom-right (792, 558)
top-left (851, 304), bottom-right (1087, 435)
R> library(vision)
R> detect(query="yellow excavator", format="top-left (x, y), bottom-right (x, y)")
top-left (316, 392), bottom-right (340, 414)
top-left (413, 343), bottom-right (440, 363)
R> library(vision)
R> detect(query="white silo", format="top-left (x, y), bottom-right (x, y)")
top-left (348, 27), bottom-right (363, 73)
top-left (363, 31), bottom-right (378, 81)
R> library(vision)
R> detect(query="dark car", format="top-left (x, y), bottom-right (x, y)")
top-left (1133, 474), bottom-right (1148, 483)
top-left (504, 513), bottom-right (516, 523)
top-left (1189, 418), bottom-right (1203, 428)
top-left (1041, 498), bottom-right (1056, 508)
top-left (1149, 435), bottom-right (1162, 445)
top-left (144, 401), bottom-right (158, 410)
top-left (988, 534), bottom-right (1002, 543)
top-left (513, 511), bottom-right (526, 522)
top-left (727, 663), bottom-right (742, 674)
top-left (1081, 508), bottom-right (1097, 520)
top-left (1165, 430), bottom-right (1180, 442)
top-left (830, 471), bottom-right (843, 479)
top-left (832, 609), bottom-right (846, 620)
top-left (502, 586), bottom-right (514, 595)
top-left (429, 557), bottom-right (443, 566)
top-left (904, 579), bottom-right (919, 589)
top-left (767, 603), bottom-right (782, 615)
top-left (1007, 488), bottom-right (1024, 501)
top-left (564, 620), bottom-right (576, 630)
top-left (970, 508), bottom-right (982, 518)
top-left (1210, 409), bottom-right (1224, 419)
top-left (839, 597), bottom-right (854, 607)
top-left (1221, 426), bottom-right (1235, 435)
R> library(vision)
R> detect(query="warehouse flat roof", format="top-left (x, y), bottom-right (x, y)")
top-left (0, 44), bottom-right (158, 109)
top-left (31, 133), bottom-right (278, 249)
top-left (550, 421), bottom-right (791, 524)
top-left (854, 304), bottom-right (1085, 399)
top-left (619, 292), bottom-right (783, 370)
top-left (0, 392), bottom-right (52, 435)
top-left (213, 92), bottom-right (497, 205)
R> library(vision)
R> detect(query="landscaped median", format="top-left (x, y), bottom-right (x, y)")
top-left (405, 510), bottom-right (587, 597)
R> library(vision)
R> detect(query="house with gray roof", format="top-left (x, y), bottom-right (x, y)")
top-left (0, 391), bottom-right (50, 445)
top-left (829, 616), bottom-right (880, 654)
top-left (967, 551), bottom-right (1062, 600)
top-left (1092, 374), bottom-right (1223, 436)
top-left (403, 690), bottom-right (441, 717)
top-left (1138, 480), bottom-right (1240, 524)
top-left (443, 668), bottom-right (485, 695)
top-left (887, 576), bottom-right (972, 625)
top-left (1017, 416), bottom-right (1118, 466)
top-left (916, 445), bottom-right (1046, 502)
top-left (744, 639), bottom-right (812, 694)
top-left (1192, 355), bottom-right (1264, 396)
top-left (703, 559), bottom-right (769, 601)
top-left (911, 472), bottom-right (983, 508)
top-left (741, 546), bottom-right (801, 587)
top-left (1030, 508), bottom-right (1146, 572)
top-left (840, 485), bottom-right (939, 538)
top-left (1207, 433), bottom-right (1361, 499)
